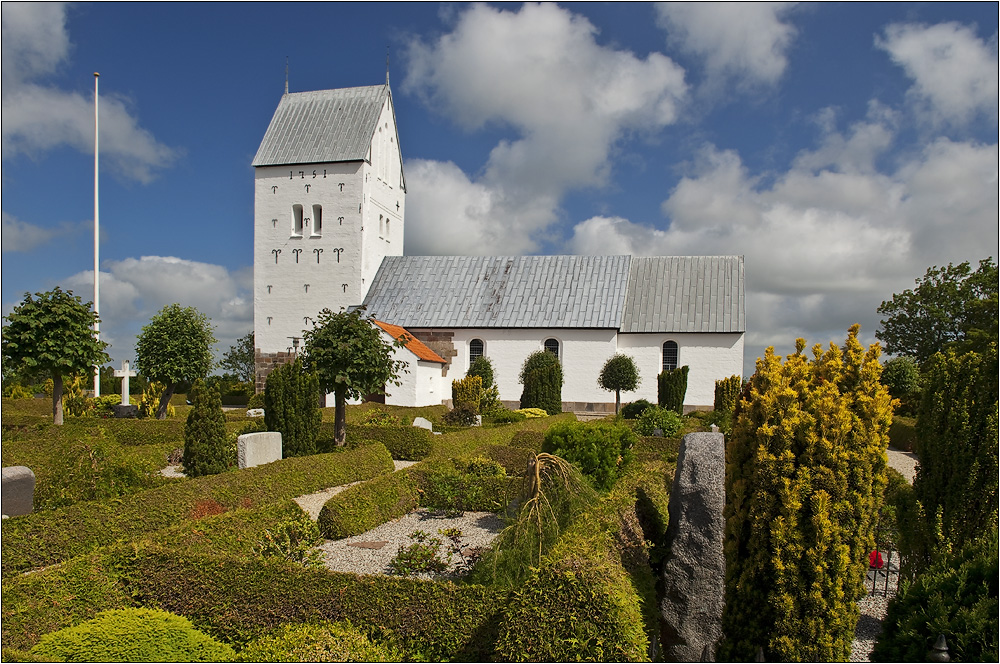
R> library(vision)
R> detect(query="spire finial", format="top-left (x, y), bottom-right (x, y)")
top-left (284, 56), bottom-right (289, 94)
top-left (386, 47), bottom-right (390, 86)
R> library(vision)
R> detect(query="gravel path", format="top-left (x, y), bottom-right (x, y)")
top-left (887, 448), bottom-right (918, 482)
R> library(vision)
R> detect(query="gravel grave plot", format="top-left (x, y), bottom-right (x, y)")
top-left (315, 509), bottom-right (505, 579)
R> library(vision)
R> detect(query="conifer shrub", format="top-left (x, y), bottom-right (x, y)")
top-left (911, 347), bottom-right (998, 567)
top-left (871, 530), bottom-right (998, 663)
top-left (634, 405), bottom-right (682, 437)
top-left (237, 621), bottom-right (403, 662)
top-left (657, 365), bottom-right (689, 414)
top-left (541, 421), bottom-right (636, 491)
top-left (720, 326), bottom-right (893, 662)
top-left (183, 379), bottom-right (232, 478)
top-left (247, 392), bottom-right (265, 410)
top-left (466, 355), bottom-right (495, 391)
top-left (451, 374), bottom-right (483, 412)
top-left (466, 356), bottom-right (502, 416)
top-left (487, 409), bottom-right (527, 424)
top-left (29, 608), bottom-right (235, 662)
top-left (264, 357), bottom-right (321, 457)
top-left (621, 399), bottom-right (653, 420)
top-left (713, 374), bottom-right (742, 413)
top-left (518, 351), bottom-right (562, 415)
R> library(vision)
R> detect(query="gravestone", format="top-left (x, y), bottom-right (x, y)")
top-left (246, 408), bottom-right (265, 418)
top-left (2, 466), bottom-right (36, 517)
top-left (660, 432), bottom-right (726, 662)
top-left (237, 432), bottom-right (282, 469)
top-left (113, 360), bottom-right (139, 418)
top-left (412, 417), bottom-right (433, 431)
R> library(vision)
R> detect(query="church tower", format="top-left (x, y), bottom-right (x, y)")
top-left (251, 83), bottom-right (405, 390)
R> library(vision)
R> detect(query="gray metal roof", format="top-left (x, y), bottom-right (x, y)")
top-left (362, 255), bottom-right (633, 329)
top-left (252, 85), bottom-right (388, 167)
top-left (621, 256), bottom-right (745, 333)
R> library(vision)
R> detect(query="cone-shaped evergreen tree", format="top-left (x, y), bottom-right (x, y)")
top-left (264, 357), bottom-right (320, 457)
top-left (720, 325), bottom-right (892, 661)
top-left (183, 379), bottom-right (231, 477)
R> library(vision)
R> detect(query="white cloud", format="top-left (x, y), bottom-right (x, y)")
top-left (2, 212), bottom-right (91, 253)
top-left (0, 2), bottom-right (177, 183)
top-left (62, 256), bottom-right (253, 368)
top-left (877, 22), bottom-right (999, 126)
top-left (570, 119), bottom-right (997, 371)
top-left (403, 2), bottom-right (687, 255)
top-left (654, 2), bottom-right (799, 92)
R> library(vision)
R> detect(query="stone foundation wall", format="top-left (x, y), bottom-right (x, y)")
top-left (407, 329), bottom-right (456, 376)
top-left (254, 349), bottom-right (299, 393)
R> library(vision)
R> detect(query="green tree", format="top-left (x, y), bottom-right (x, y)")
top-left (720, 326), bottom-right (893, 661)
top-left (264, 357), bottom-right (321, 457)
top-left (908, 346), bottom-right (998, 572)
top-left (657, 365), bottom-right (689, 414)
top-left (519, 350), bottom-right (562, 415)
top-left (183, 379), bottom-right (231, 477)
top-left (220, 330), bottom-right (255, 383)
top-left (876, 258), bottom-right (998, 364)
top-left (1, 287), bottom-right (109, 425)
top-left (302, 308), bottom-right (407, 446)
top-left (134, 304), bottom-right (216, 419)
top-left (597, 353), bottom-right (640, 414)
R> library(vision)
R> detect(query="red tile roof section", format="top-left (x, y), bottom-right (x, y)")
top-left (371, 319), bottom-right (447, 364)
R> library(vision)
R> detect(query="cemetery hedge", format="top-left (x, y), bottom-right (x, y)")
top-left (1, 443), bottom-right (395, 578)
top-left (342, 423), bottom-right (434, 460)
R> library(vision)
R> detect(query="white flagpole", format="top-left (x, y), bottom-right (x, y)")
top-left (93, 72), bottom-right (101, 397)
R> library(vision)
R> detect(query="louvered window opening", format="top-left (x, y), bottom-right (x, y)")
top-left (663, 341), bottom-right (678, 372)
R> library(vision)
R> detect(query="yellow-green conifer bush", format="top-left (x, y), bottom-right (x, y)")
top-left (720, 325), bottom-right (893, 662)
top-left (714, 374), bottom-right (742, 413)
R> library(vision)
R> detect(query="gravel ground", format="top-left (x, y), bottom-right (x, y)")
top-left (315, 508), bottom-right (504, 579)
top-left (887, 448), bottom-right (918, 482)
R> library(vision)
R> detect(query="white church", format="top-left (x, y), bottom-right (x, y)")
top-left (252, 81), bottom-right (744, 413)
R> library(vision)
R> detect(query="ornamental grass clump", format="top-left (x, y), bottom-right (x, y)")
top-left (720, 325), bottom-right (893, 662)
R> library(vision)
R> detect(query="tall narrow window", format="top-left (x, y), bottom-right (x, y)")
top-left (385, 217), bottom-right (391, 238)
top-left (470, 339), bottom-right (484, 364)
top-left (662, 341), bottom-right (678, 372)
top-left (544, 338), bottom-right (560, 357)
top-left (312, 204), bottom-right (322, 236)
top-left (292, 204), bottom-right (303, 236)
top-left (379, 214), bottom-right (384, 237)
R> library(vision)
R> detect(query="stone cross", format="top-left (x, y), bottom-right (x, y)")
top-left (114, 360), bottom-right (137, 406)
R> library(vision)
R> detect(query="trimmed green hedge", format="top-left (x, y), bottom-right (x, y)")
top-left (1, 444), bottom-right (395, 578)
top-left (318, 471), bottom-right (419, 539)
top-left (237, 621), bottom-right (403, 662)
top-left (889, 416), bottom-right (917, 452)
top-left (411, 461), bottom-right (515, 514)
top-left (332, 424), bottom-right (433, 460)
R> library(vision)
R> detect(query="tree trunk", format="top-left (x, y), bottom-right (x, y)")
top-left (52, 373), bottom-right (64, 425)
top-left (615, 389), bottom-right (621, 415)
top-left (157, 383), bottom-right (177, 420)
top-left (334, 389), bottom-right (347, 446)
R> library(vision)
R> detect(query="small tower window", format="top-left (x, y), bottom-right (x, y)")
top-left (379, 214), bottom-right (384, 237)
top-left (312, 204), bottom-right (322, 236)
top-left (544, 338), bottom-right (560, 357)
top-left (292, 204), bottom-right (303, 236)
top-left (470, 339), bottom-right (484, 364)
top-left (662, 341), bottom-right (678, 372)
top-left (385, 217), bottom-right (390, 238)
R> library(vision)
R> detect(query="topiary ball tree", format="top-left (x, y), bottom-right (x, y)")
top-left (598, 353), bottom-right (640, 414)
top-left (519, 350), bottom-right (563, 415)
top-left (30, 608), bottom-right (235, 662)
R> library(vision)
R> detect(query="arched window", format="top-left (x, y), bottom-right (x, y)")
top-left (469, 339), bottom-right (484, 364)
top-left (544, 338), bottom-right (560, 357)
top-left (662, 341), bottom-right (678, 372)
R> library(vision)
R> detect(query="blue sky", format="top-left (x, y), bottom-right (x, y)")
top-left (2, 2), bottom-right (997, 379)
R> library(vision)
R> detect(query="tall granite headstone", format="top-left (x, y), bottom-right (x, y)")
top-left (2, 466), bottom-right (36, 517)
top-left (660, 432), bottom-right (726, 662)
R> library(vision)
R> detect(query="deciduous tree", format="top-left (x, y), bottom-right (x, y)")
top-left (134, 304), bottom-right (216, 419)
top-left (876, 258), bottom-right (998, 364)
top-left (597, 353), bottom-right (640, 414)
top-left (302, 308), bottom-right (407, 446)
top-left (1, 287), bottom-right (109, 425)
top-left (220, 331), bottom-right (255, 383)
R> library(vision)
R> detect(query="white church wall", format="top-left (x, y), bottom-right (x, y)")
top-left (446, 328), bottom-right (620, 406)
top-left (362, 98), bottom-right (405, 290)
top-left (254, 161), bottom-right (366, 356)
top-left (617, 333), bottom-right (744, 408)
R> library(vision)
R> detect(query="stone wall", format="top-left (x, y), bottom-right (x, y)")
top-left (407, 329), bottom-right (456, 375)
top-left (254, 349), bottom-right (299, 394)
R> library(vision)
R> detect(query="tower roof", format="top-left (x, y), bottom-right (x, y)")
top-left (252, 85), bottom-right (389, 167)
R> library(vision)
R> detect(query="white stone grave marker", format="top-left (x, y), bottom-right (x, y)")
top-left (114, 360), bottom-right (137, 406)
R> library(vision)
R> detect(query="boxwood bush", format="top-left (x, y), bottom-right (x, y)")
top-left (541, 420), bottom-right (637, 491)
top-left (237, 621), bottom-right (403, 662)
top-left (333, 424), bottom-right (433, 460)
top-left (29, 608), bottom-right (234, 662)
top-left (317, 471), bottom-right (420, 539)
